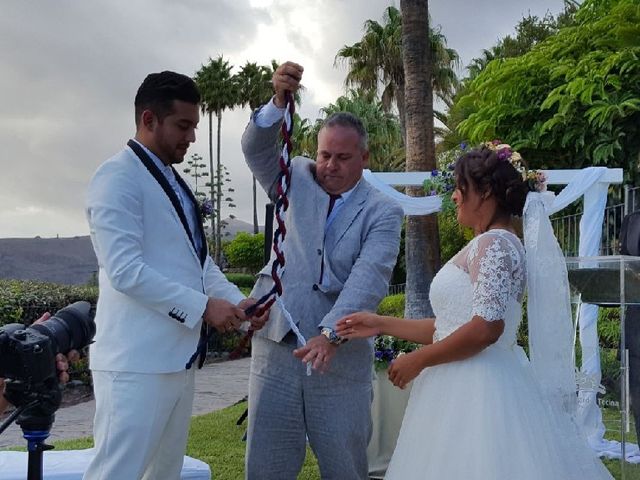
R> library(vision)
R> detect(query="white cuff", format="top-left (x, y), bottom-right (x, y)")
top-left (254, 97), bottom-right (285, 127)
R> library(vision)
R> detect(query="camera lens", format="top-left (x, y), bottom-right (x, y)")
top-left (29, 301), bottom-right (96, 355)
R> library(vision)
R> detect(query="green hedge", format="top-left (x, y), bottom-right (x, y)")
top-left (0, 280), bottom-right (98, 326)
top-left (377, 294), bottom-right (405, 316)
top-left (224, 273), bottom-right (256, 290)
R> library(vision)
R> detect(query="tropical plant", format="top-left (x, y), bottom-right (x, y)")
top-left (441, 5), bottom-right (578, 151)
top-left (456, 0), bottom-right (640, 183)
top-left (336, 5), bottom-right (459, 142)
top-left (194, 55), bottom-right (239, 264)
top-left (182, 153), bottom-right (209, 198)
top-left (466, 9), bottom-right (577, 80)
top-left (222, 232), bottom-right (265, 273)
top-left (236, 61), bottom-right (275, 233)
top-left (295, 90), bottom-right (405, 172)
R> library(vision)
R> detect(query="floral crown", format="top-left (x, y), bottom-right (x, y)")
top-left (423, 141), bottom-right (547, 198)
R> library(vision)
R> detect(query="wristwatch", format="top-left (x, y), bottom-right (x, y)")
top-left (320, 327), bottom-right (347, 345)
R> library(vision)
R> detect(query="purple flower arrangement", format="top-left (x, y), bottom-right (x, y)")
top-left (374, 335), bottom-right (419, 370)
top-left (199, 198), bottom-right (214, 217)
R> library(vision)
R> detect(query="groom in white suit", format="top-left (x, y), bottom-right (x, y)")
top-left (84, 71), bottom-right (265, 480)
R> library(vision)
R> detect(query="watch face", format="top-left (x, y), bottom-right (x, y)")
top-left (322, 328), bottom-right (340, 344)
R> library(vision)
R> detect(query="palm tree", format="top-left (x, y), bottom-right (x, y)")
top-left (194, 55), bottom-right (238, 264)
top-left (401, 0), bottom-right (438, 318)
top-left (336, 7), bottom-right (405, 137)
top-left (291, 113), bottom-right (319, 158)
top-left (319, 90), bottom-right (404, 172)
top-left (335, 6), bottom-right (459, 143)
top-left (236, 61), bottom-right (274, 234)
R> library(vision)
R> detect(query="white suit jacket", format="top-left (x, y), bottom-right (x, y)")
top-left (85, 141), bottom-right (245, 374)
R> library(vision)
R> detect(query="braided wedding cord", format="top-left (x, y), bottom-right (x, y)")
top-left (188, 92), bottom-right (303, 369)
top-left (244, 90), bottom-right (295, 318)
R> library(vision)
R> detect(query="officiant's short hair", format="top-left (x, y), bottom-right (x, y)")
top-left (321, 112), bottom-right (368, 151)
top-left (134, 71), bottom-right (200, 127)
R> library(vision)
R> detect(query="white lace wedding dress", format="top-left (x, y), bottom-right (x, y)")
top-left (385, 229), bottom-right (612, 479)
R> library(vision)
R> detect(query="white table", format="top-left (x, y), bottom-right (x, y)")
top-left (0, 448), bottom-right (211, 479)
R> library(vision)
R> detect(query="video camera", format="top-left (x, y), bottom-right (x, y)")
top-left (0, 301), bottom-right (96, 431)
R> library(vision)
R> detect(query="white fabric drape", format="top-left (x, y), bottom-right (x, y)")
top-left (363, 169), bottom-right (441, 216)
top-left (523, 191), bottom-right (576, 416)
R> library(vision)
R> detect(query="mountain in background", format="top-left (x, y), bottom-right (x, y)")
top-left (0, 218), bottom-right (262, 285)
top-left (0, 236), bottom-right (97, 285)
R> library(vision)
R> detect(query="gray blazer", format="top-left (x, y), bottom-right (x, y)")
top-left (242, 118), bottom-right (403, 381)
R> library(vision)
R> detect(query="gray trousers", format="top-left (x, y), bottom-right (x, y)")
top-left (245, 336), bottom-right (372, 480)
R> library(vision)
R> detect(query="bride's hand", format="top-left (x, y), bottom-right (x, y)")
top-left (335, 312), bottom-right (382, 339)
top-left (388, 351), bottom-right (423, 389)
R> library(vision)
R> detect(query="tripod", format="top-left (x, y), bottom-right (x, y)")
top-left (0, 382), bottom-right (61, 480)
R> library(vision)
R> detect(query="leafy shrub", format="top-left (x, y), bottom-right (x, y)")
top-left (224, 273), bottom-right (256, 290)
top-left (374, 294), bottom-right (419, 370)
top-left (438, 205), bottom-right (473, 264)
top-left (598, 307), bottom-right (620, 349)
top-left (223, 233), bottom-right (265, 273)
top-left (377, 294), bottom-right (405, 317)
top-left (0, 280), bottom-right (98, 326)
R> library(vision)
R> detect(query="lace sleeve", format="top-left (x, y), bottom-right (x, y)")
top-left (467, 233), bottom-right (519, 322)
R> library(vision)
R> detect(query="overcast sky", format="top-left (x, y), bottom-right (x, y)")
top-left (1, 0), bottom-right (565, 238)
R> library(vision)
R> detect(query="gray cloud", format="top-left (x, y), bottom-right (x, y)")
top-left (1, 0), bottom-right (564, 238)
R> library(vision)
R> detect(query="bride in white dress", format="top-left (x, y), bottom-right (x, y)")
top-left (336, 144), bottom-right (612, 479)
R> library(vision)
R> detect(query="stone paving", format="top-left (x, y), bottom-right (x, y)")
top-left (0, 357), bottom-right (251, 449)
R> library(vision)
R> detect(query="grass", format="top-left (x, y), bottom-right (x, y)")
top-left (41, 402), bottom-right (320, 479)
top-left (601, 407), bottom-right (640, 479)
top-left (21, 402), bottom-right (640, 479)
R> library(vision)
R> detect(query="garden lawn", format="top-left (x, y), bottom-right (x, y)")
top-left (41, 403), bottom-right (640, 479)
top-left (47, 402), bottom-right (320, 479)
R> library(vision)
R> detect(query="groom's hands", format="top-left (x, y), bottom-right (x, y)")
top-left (388, 351), bottom-right (423, 389)
top-left (203, 298), bottom-right (246, 333)
top-left (238, 298), bottom-right (269, 331)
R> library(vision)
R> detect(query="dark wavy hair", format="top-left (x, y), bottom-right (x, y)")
top-left (454, 146), bottom-right (529, 217)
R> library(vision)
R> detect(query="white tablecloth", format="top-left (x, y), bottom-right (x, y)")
top-left (367, 370), bottom-right (412, 479)
top-left (0, 448), bottom-right (211, 479)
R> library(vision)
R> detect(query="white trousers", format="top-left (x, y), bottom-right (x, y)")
top-left (83, 368), bottom-right (195, 480)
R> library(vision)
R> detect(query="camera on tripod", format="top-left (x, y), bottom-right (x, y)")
top-left (0, 301), bottom-right (96, 480)
top-left (0, 301), bottom-right (96, 430)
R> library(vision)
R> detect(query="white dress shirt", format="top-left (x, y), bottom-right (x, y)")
top-left (132, 139), bottom-right (203, 256)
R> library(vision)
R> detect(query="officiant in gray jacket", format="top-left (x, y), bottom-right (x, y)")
top-left (242, 61), bottom-right (403, 480)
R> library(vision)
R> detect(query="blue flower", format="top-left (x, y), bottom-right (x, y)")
top-left (200, 198), bottom-right (214, 217)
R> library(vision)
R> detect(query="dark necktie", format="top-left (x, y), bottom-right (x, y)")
top-left (320, 194), bottom-right (341, 284)
top-left (327, 194), bottom-right (341, 218)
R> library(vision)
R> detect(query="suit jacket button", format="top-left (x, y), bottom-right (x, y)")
top-left (317, 249), bottom-right (322, 255)
top-left (312, 284), bottom-right (319, 291)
